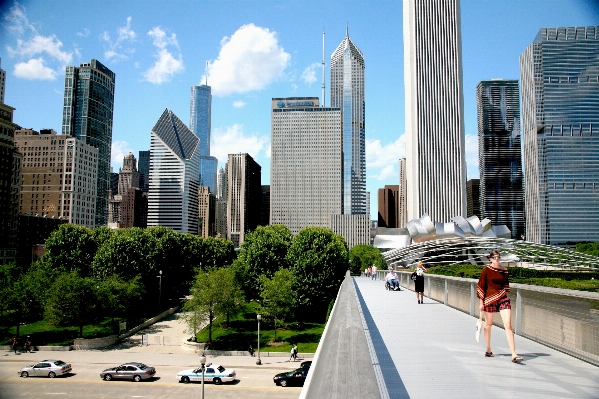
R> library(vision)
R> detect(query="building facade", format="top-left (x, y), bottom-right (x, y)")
top-left (227, 153), bottom-right (261, 247)
top-left (403, 0), bottom-right (467, 223)
top-left (330, 214), bottom-right (370, 249)
top-left (62, 59), bottom-right (115, 227)
top-left (520, 26), bottom-right (599, 245)
top-left (466, 179), bottom-right (480, 218)
top-left (270, 97), bottom-right (342, 234)
top-left (476, 79), bottom-right (524, 239)
top-left (377, 185), bottom-right (399, 228)
top-left (190, 85), bottom-right (218, 193)
top-left (0, 58), bottom-right (6, 104)
top-left (215, 166), bottom-right (227, 238)
top-left (261, 185), bottom-right (270, 227)
top-left (0, 102), bottom-right (19, 263)
top-left (147, 109), bottom-right (200, 234)
top-left (138, 150), bottom-right (150, 193)
top-left (14, 128), bottom-right (98, 228)
top-left (108, 152), bottom-right (146, 229)
top-left (398, 158), bottom-right (407, 228)
top-left (330, 29), bottom-right (366, 215)
top-left (198, 186), bottom-right (215, 238)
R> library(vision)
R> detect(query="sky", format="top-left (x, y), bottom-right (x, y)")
top-left (1, 0), bottom-right (599, 220)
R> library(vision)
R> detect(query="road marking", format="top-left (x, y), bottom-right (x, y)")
top-left (45, 394), bottom-right (67, 395)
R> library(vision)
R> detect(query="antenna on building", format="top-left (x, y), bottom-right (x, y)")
top-left (322, 29), bottom-right (325, 107)
top-left (205, 61), bottom-right (208, 86)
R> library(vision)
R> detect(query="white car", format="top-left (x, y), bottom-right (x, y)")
top-left (177, 363), bottom-right (236, 385)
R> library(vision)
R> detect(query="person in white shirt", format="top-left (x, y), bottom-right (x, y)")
top-left (385, 267), bottom-right (399, 290)
top-left (371, 265), bottom-right (377, 280)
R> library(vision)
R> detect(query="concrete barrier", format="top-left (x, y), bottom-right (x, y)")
top-left (73, 335), bottom-right (118, 350)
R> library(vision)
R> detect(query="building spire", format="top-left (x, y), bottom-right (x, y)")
top-left (322, 29), bottom-right (325, 108)
top-left (205, 61), bottom-right (208, 86)
top-left (346, 23), bottom-right (349, 37)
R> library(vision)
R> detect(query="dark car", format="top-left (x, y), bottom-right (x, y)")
top-left (100, 362), bottom-right (156, 382)
top-left (273, 368), bottom-right (308, 387)
top-left (299, 361), bottom-right (312, 370)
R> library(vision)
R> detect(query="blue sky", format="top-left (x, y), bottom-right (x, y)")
top-left (2, 0), bottom-right (598, 220)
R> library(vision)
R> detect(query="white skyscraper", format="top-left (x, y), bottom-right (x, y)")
top-left (403, 0), bottom-right (467, 223)
top-left (330, 28), bottom-right (366, 215)
top-left (148, 109), bottom-right (200, 234)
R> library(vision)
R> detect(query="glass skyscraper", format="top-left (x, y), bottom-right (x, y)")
top-left (62, 59), bottom-right (115, 227)
top-left (476, 80), bottom-right (524, 239)
top-left (190, 85), bottom-right (217, 193)
top-left (138, 150), bottom-right (150, 193)
top-left (520, 26), bottom-right (599, 245)
top-left (330, 28), bottom-right (366, 215)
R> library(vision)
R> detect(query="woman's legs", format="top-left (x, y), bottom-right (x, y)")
top-left (499, 308), bottom-right (520, 359)
top-left (484, 311), bottom-right (494, 354)
top-left (415, 290), bottom-right (419, 303)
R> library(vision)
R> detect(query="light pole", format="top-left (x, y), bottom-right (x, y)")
top-left (200, 355), bottom-right (206, 399)
top-left (157, 270), bottom-right (162, 311)
top-left (256, 314), bottom-right (262, 365)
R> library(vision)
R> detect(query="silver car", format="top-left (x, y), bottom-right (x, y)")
top-left (100, 362), bottom-right (156, 382)
top-left (18, 360), bottom-right (72, 378)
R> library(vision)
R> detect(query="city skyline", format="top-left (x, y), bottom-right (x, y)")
top-left (1, 0), bottom-right (598, 220)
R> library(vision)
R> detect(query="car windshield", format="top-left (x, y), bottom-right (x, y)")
top-left (53, 361), bottom-right (66, 366)
top-left (217, 366), bottom-right (225, 373)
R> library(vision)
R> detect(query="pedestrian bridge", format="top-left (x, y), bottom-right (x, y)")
top-left (300, 272), bottom-right (599, 399)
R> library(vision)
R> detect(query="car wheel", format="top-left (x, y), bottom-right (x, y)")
top-left (280, 380), bottom-right (288, 387)
top-left (214, 377), bottom-right (222, 385)
top-left (182, 376), bottom-right (190, 384)
top-left (104, 374), bottom-right (112, 381)
top-left (48, 371), bottom-right (56, 378)
top-left (133, 375), bottom-right (142, 382)
top-left (21, 371), bottom-right (28, 378)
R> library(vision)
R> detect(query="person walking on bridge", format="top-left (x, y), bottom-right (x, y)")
top-left (477, 250), bottom-right (523, 363)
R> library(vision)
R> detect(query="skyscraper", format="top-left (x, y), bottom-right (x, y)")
top-left (227, 153), bottom-right (261, 247)
top-left (138, 150), bottom-right (150, 193)
top-left (398, 158), bottom-right (407, 228)
top-left (147, 109), bottom-right (200, 234)
top-left (466, 179), bottom-right (480, 218)
top-left (476, 79), bottom-right (524, 239)
top-left (520, 26), bottom-right (599, 245)
top-left (0, 58), bottom-right (6, 104)
top-left (330, 28), bottom-right (366, 215)
top-left (215, 166), bottom-right (227, 238)
top-left (403, 0), bottom-right (467, 223)
top-left (190, 85), bottom-right (218, 193)
top-left (62, 59), bottom-right (115, 227)
top-left (0, 101), bottom-right (19, 264)
top-left (270, 97), bottom-right (342, 234)
top-left (377, 185), bottom-right (399, 228)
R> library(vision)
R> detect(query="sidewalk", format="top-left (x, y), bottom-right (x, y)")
top-left (353, 276), bottom-right (599, 399)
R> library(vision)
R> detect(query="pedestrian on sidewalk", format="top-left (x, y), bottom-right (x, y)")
top-left (413, 262), bottom-right (426, 304)
top-left (289, 344), bottom-right (298, 361)
top-left (371, 264), bottom-right (377, 280)
top-left (477, 250), bottom-right (523, 363)
top-left (11, 337), bottom-right (18, 354)
top-left (248, 345), bottom-right (254, 357)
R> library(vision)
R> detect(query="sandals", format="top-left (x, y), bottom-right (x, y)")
top-left (485, 352), bottom-right (494, 357)
top-left (512, 356), bottom-right (523, 363)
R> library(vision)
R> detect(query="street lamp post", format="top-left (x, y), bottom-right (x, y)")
top-left (256, 314), bottom-right (262, 365)
top-left (157, 270), bottom-right (163, 311)
top-left (200, 355), bottom-right (206, 399)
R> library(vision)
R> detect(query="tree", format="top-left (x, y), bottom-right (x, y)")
top-left (92, 228), bottom-right (154, 280)
top-left (233, 225), bottom-right (293, 300)
top-left (44, 272), bottom-right (100, 337)
top-left (349, 245), bottom-right (387, 276)
top-left (43, 224), bottom-right (97, 276)
top-left (576, 242), bottom-right (599, 257)
top-left (96, 275), bottom-right (144, 330)
top-left (259, 269), bottom-right (296, 341)
top-left (0, 263), bottom-right (42, 336)
top-left (287, 227), bottom-right (349, 321)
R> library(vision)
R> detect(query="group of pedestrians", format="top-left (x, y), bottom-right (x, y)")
top-left (364, 265), bottom-right (378, 279)
top-left (10, 336), bottom-right (33, 354)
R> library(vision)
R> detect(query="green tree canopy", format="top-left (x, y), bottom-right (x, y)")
top-left (287, 227), bottom-right (348, 321)
top-left (43, 224), bottom-right (97, 276)
top-left (96, 275), bottom-right (145, 323)
top-left (233, 225), bottom-right (293, 300)
top-left (92, 228), bottom-right (154, 279)
top-left (349, 244), bottom-right (387, 276)
top-left (576, 242), bottom-right (599, 257)
top-left (259, 268), bottom-right (296, 341)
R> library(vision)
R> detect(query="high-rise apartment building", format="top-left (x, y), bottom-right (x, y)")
top-left (476, 79), bottom-right (524, 239)
top-left (62, 59), bottom-right (115, 227)
top-left (270, 97), bottom-right (342, 234)
top-left (14, 128), bottom-right (98, 228)
top-left (138, 150), bottom-right (150, 193)
top-left (148, 109), bottom-right (200, 234)
top-left (198, 186), bottom-right (215, 238)
top-left (0, 102), bottom-right (19, 263)
top-left (190, 85), bottom-right (218, 193)
top-left (403, 0), bottom-right (467, 223)
top-left (520, 26), bottom-right (599, 245)
top-left (466, 179), bottom-right (480, 218)
top-left (398, 158), bottom-right (407, 228)
top-left (215, 166), bottom-right (227, 238)
top-left (330, 29), bottom-right (366, 215)
top-left (377, 185), bottom-right (399, 228)
top-left (0, 58), bottom-right (6, 104)
top-left (227, 153), bottom-right (261, 247)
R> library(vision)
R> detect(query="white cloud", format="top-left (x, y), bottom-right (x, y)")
top-left (3, 2), bottom-right (36, 35)
top-left (7, 34), bottom-right (73, 65)
top-left (232, 100), bottom-right (246, 108)
top-left (465, 133), bottom-right (480, 179)
top-left (13, 58), bottom-right (56, 80)
top-left (211, 124), bottom-right (269, 162)
top-left (142, 26), bottom-right (184, 84)
top-left (111, 141), bottom-right (133, 169)
top-left (101, 16), bottom-right (136, 61)
top-left (76, 28), bottom-right (90, 38)
top-left (366, 135), bottom-right (405, 181)
top-left (203, 24), bottom-right (290, 96)
top-left (301, 62), bottom-right (320, 85)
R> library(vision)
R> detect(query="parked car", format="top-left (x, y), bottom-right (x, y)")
top-left (100, 362), bottom-right (156, 382)
top-left (177, 363), bottom-right (236, 385)
top-left (18, 360), bottom-right (72, 378)
top-left (273, 368), bottom-right (308, 387)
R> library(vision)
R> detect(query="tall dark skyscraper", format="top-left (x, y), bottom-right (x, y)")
top-left (138, 150), bottom-right (150, 193)
top-left (476, 79), bottom-right (524, 239)
top-left (62, 59), bottom-right (115, 227)
top-left (330, 28), bottom-right (366, 215)
top-left (520, 26), bottom-right (599, 245)
top-left (190, 85), bottom-right (218, 193)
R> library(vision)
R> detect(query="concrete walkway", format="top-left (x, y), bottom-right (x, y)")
top-left (353, 276), bottom-right (599, 399)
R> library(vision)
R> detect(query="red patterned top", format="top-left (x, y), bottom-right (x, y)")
top-left (477, 265), bottom-right (510, 306)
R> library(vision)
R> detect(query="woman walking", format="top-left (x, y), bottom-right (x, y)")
top-left (413, 262), bottom-right (426, 304)
top-left (477, 250), bottom-right (523, 363)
